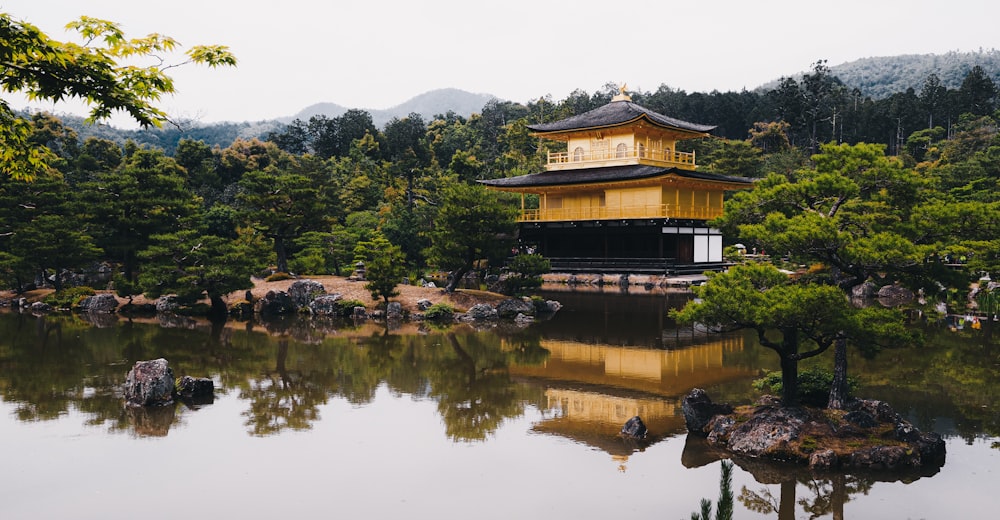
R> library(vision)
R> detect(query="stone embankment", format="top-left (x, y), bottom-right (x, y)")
top-left (243, 279), bottom-right (561, 324)
top-left (1, 276), bottom-right (561, 324)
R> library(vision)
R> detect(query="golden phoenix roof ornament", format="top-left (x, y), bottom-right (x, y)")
top-left (612, 82), bottom-right (632, 102)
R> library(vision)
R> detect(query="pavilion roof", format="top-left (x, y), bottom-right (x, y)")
top-left (479, 164), bottom-right (752, 189)
top-left (527, 100), bottom-right (716, 135)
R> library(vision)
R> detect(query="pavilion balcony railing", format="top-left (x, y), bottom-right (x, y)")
top-left (518, 204), bottom-right (723, 222)
top-left (546, 147), bottom-right (696, 169)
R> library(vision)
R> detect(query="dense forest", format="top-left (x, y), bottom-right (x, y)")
top-left (38, 52), bottom-right (1000, 155)
top-left (2, 59), bottom-right (999, 316)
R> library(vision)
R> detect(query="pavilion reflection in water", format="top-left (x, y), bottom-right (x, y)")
top-left (508, 333), bottom-right (751, 466)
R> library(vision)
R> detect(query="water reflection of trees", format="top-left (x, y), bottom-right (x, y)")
top-left (736, 470), bottom-right (876, 520)
top-left (5, 311), bottom-right (999, 444)
top-left (827, 321), bottom-right (1000, 441)
top-left (0, 313), bottom-right (549, 440)
top-left (429, 334), bottom-right (525, 441)
top-left (683, 434), bottom-right (944, 520)
top-left (240, 339), bottom-right (329, 435)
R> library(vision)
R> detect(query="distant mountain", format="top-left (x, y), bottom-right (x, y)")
top-left (290, 88), bottom-right (496, 127)
top-left (760, 50), bottom-right (1000, 98)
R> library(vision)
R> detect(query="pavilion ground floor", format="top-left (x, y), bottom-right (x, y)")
top-left (516, 218), bottom-right (730, 275)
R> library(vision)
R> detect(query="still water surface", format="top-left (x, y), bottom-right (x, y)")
top-left (1, 288), bottom-right (998, 519)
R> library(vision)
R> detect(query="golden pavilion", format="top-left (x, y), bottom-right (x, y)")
top-left (480, 88), bottom-right (752, 274)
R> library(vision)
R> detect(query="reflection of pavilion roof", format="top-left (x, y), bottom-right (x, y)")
top-left (511, 336), bottom-right (753, 459)
top-left (530, 387), bottom-right (683, 458)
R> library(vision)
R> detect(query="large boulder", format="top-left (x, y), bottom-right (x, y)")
top-left (497, 298), bottom-right (535, 319)
top-left (682, 388), bottom-right (734, 434)
top-left (878, 284), bottom-right (915, 306)
top-left (723, 405), bottom-right (811, 458)
top-left (465, 303), bottom-right (499, 321)
top-left (257, 290), bottom-right (296, 316)
top-left (288, 279), bottom-right (326, 308)
top-left (386, 301), bottom-right (404, 320)
top-left (123, 358), bottom-right (175, 407)
top-left (308, 294), bottom-right (343, 316)
top-left (538, 300), bottom-right (562, 314)
top-left (155, 295), bottom-right (179, 313)
top-left (29, 301), bottom-right (52, 313)
top-left (851, 281), bottom-right (879, 299)
top-left (77, 293), bottom-right (118, 313)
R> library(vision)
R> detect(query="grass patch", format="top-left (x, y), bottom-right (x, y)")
top-left (265, 272), bottom-right (295, 282)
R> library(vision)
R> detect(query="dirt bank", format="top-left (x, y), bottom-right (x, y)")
top-left (2, 275), bottom-right (508, 313)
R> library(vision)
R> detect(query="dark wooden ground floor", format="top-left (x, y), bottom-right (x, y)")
top-left (516, 219), bottom-right (730, 275)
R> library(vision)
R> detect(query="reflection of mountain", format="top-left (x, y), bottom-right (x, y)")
top-left (510, 335), bottom-right (753, 460)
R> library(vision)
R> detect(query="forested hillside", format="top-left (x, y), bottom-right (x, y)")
top-left (828, 50), bottom-right (1000, 99)
top-left (41, 111), bottom-right (282, 155)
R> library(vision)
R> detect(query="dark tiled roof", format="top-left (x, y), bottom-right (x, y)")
top-left (527, 100), bottom-right (716, 134)
top-left (479, 165), bottom-right (753, 189)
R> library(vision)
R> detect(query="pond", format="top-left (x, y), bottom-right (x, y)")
top-left (1, 288), bottom-right (998, 519)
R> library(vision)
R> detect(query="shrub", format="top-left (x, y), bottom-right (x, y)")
top-left (424, 302), bottom-right (455, 321)
top-left (752, 368), bottom-right (859, 407)
top-left (978, 288), bottom-right (999, 317)
top-left (502, 253), bottom-right (550, 295)
top-left (42, 286), bottom-right (96, 309)
top-left (335, 299), bottom-right (366, 317)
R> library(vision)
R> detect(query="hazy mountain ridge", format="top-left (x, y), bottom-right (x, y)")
top-left (291, 88), bottom-right (496, 127)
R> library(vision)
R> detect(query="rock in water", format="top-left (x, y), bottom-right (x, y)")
top-left (682, 388), bottom-right (734, 434)
top-left (176, 376), bottom-right (214, 401)
top-left (123, 358), bottom-right (175, 407)
top-left (621, 416), bottom-right (647, 439)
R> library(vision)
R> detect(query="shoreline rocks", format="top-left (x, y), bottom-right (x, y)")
top-left (2, 277), bottom-right (562, 326)
top-left (682, 389), bottom-right (946, 472)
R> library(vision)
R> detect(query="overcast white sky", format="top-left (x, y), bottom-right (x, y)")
top-left (3, 0), bottom-right (999, 128)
